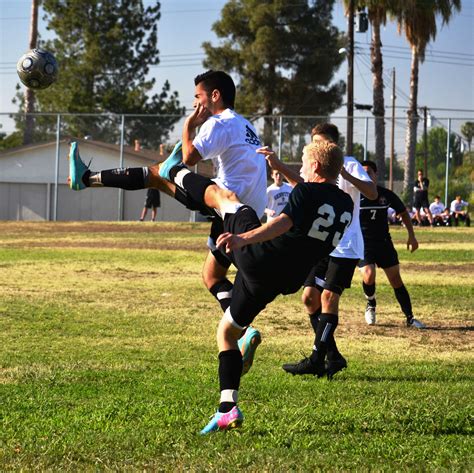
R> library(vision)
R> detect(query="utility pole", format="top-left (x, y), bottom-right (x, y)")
top-left (389, 67), bottom-right (396, 191)
top-left (346, 0), bottom-right (354, 156)
top-left (423, 106), bottom-right (428, 177)
top-left (23, 0), bottom-right (39, 145)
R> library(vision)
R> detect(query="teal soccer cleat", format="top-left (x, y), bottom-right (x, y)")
top-left (68, 142), bottom-right (90, 190)
top-left (158, 141), bottom-right (184, 180)
top-left (238, 326), bottom-right (262, 376)
top-left (200, 406), bottom-right (244, 435)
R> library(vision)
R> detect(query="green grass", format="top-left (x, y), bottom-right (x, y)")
top-left (0, 222), bottom-right (473, 471)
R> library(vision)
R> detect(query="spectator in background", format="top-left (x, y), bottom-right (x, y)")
top-left (413, 169), bottom-right (434, 226)
top-left (429, 195), bottom-right (450, 226)
top-left (450, 195), bottom-right (470, 227)
top-left (387, 207), bottom-right (398, 225)
top-left (139, 188), bottom-right (161, 221)
top-left (264, 169), bottom-right (293, 222)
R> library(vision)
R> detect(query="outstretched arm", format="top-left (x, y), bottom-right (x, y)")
top-left (399, 210), bottom-right (419, 252)
top-left (217, 213), bottom-right (293, 253)
top-left (257, 147), bottom-right (303, 187)
top-left (340, 167), bottom-right (378, 200)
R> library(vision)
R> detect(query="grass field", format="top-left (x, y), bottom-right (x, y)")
top-left (0, 221), bottom-right (472, 471)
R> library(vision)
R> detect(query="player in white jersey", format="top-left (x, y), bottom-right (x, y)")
top-left (263, 123), bottom-right (377, 378)
top-left (265, 169), bottom-right (293, 222)
top-left (69, 71), bottom-right (266, 373)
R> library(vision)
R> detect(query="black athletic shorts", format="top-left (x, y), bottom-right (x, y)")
top-left (358, 238), bottom-right (399, 269)
top-left (208, 218), bottom-right (232, 268)
top-left (221, 206), bottom-right (280, 329)
top-left (413, 192), bottom-right (429, 210)
top-left (144, 189), bottom-right (161, 208)
top-left (303, 256), bottom-right (358, 295)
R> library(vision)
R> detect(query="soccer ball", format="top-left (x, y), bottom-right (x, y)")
top-left (16, 48), bottom-right (58, 90)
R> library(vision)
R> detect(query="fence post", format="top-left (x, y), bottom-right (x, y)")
top-left (364, 117), bottom-right (368, 161)
top-left (278, 116), bottom-right (283, 160)
top-left (444, 118), bottom-right (451, 207)
top-left (53, 113), bottom-right (61, 221)
top-left (118, 114), bottom-right (125, 221)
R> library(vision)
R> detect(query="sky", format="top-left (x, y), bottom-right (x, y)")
top-left (0, 0), bottom-right (473, 153)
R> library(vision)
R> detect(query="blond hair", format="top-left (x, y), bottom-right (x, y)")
top-left (303, 141), bottom-right (343, 179)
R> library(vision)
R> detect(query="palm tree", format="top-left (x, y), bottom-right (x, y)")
top-left (343, 1), bottom-right (397, 182)
top-left (24, 0), bottom-right (39, 145)
top-left (394, 0), bottom-right (461, 201)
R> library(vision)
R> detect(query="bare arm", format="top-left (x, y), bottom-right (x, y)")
top-left (257, 147), bottom-right (303, 187)
top-left (340, 167), bottom-right (378, 200)
top-left (216, 213), bottom-right (293, 253)
top-left (399, 210), bottom-right (419, 252)
top-left (182, 104), bottom-right (211, 166)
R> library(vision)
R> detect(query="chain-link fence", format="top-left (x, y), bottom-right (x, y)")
top-left (0, 112), bottom-right (472, 221)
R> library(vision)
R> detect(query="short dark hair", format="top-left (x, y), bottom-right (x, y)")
top-left (362, 160), bottom-right (377, 173)
top-left (417, 169), bottom-right (424, 173)
top-left (434, 195), bottom-right (440, 199)
top-left (311, 123), bottom-right (340, 144)
top-left (194, 70), bottom-right (236, 108)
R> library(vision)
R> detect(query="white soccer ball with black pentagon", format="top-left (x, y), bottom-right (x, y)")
top-left (16, 48), bottom-right (58, 90)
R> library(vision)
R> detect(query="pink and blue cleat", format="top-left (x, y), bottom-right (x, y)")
top-left (238, 326), bottom-right (262, 376)
top-left (200, 405), bottom-right (244, 435)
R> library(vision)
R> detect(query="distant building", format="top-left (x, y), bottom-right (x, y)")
top-left (0, 138), bottom-right (212, 222)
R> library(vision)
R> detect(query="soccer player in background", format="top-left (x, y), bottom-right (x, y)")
top-left (359, 160), bottom-right (425, 328)
top-left (413, 169), bottom-right (434, 226)
top-left (264, 123), bottom-right (377, 378)
top-left (264, 169), bottom-right (293, 222)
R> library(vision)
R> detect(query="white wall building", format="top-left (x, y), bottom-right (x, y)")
top-left (0, 138), bottom-right (199, 222)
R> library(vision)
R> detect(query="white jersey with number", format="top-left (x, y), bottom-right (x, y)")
top-left (193, 108), bottom-right (267, 218)
top-left (266, 182), bottom-right (293, 222)
top-left (330, 156), bottom-right (372, 260)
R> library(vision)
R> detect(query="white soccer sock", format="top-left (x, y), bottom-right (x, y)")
top-left (220, 389), bottom-right (238, 404)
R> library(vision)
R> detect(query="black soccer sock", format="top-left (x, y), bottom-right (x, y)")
top-left (170, 167), bottom-right (214, 207)
top-left (363, 282), bottom-right (376, 308)
top-left (309, 308), bottom-right (321, 356)
top-left (218, 350), bottom-right (243, 413)
top-left (94, 167), bottom-right (148, 190)
top-left (310, 313), bottom-right (338, 363)
top-left (394, 284), bottom-right (413, 318)
top-left (209, 279), bottom-right (233, 313)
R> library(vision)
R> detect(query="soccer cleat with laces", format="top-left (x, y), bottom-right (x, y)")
top-left (326, 355), bottom-right (347, 380)
top-left (200, 406), bottom-right (244, 435)
top-left (68, 142), bottom-right (91, 190)
top-left (158, 141), bottom-right (184, 180)
top-left (282, 355), bottom-right (326, 378)
top-left (238, 326), bottom-right (262, 376)
top-left (407, 317), bottom-right (426, 329)
top-left (365, 305), bottom-right (376, 325)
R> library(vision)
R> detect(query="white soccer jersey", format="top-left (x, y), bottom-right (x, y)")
top-left (429, 201), bottom-right (445, 215)
top-left (330, 156), bottom-right (372, 260)
top-left (193, 108), bottom-right (267, 218)
top-left (266, 182), bottom-right (293, 222)
top-left (450, 199), bottom-right (468, 212)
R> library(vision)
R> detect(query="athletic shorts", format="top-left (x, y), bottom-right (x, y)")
top-left (413, 193), bottom-right (429, 210)
top-left (144, 190), bottom-right (160, 208)
top-left (359, 238), bottom-right (399, 269)
top-left (303, 256), bottom-right (358, 295)
top-left (208, 218), bottom-right (232, 268)
top-left (221, 206), bottom-right (280, 329)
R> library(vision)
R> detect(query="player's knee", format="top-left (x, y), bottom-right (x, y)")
top-left (302, 289), bottom-right (320, 313)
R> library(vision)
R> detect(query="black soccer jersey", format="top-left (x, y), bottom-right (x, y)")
top-left (241, 182), bottom-right (353, 294)
top-left (360, 185), bottom-right (405, 240)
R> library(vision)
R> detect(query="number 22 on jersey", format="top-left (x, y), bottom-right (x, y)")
top-left (308, 203), bottom-right (352, 247)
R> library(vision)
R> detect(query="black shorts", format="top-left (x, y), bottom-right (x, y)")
top-left (358, 238), bottom-right (399, 269)
top-left (414, 192), bottom-right (429, 210)
top-left (222, 206), bottom-right (280, 328)
top-left (303, 256), bottom-right (358, 295)
top-left (144, 190), bottom-right (160, 208)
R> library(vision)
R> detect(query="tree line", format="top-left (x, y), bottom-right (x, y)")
top-left (0, 0), bottom-right (471, 203)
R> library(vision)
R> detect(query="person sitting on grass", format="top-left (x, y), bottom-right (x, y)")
top-left (450, 195), bottom-right (470, 227)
